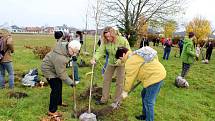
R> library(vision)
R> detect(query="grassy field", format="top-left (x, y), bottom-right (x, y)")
top-left (0, 34), bottom-right (215, 121)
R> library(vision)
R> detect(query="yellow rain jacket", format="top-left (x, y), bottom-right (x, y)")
top-left (124, 51), bottom-right (166, 92)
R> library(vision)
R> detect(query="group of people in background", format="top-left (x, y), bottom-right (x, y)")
top-left (139, 34), bottom-right (214, 63)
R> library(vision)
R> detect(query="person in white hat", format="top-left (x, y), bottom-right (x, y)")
top-left (41, 40), bottom-right (81, 117)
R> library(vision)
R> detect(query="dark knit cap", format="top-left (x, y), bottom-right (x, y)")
top-left (54, 31), bottom-right (63, 39)
top-left (76, 31), bottom-right (82, 36)
top-left (188, 32), bottom-right (195, 38)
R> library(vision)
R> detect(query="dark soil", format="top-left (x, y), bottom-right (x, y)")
top-left (40, 116), bottom-right (63, 121)
top-left (8, 91), bottom-right (28, 99)
top-left (78, 84), bottom-right (102, 101)
top-left (76, 106), bottom-right (115, 118)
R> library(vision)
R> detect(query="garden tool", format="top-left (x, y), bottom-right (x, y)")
top-left (71, 61), bottom-right (78, 118)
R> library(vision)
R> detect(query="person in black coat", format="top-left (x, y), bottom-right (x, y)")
top-left (206, 41), bottom-right (213, 60)
top-left (140, 37), bottom-right (149, 48)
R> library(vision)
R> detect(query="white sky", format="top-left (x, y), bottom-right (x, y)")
top-left (0, 0), bottom-right (215, 30)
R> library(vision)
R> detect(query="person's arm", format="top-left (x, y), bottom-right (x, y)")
top-left (187, 44), bottom-right (196, 57)
top-left (54, 57), bottom-right (73, 86)
top-left (124, 57), bottom-right (143, 92)
top-left (94, 43), bottom-right (106, 60)
top-left (6, 36), bottom-right (14, 53)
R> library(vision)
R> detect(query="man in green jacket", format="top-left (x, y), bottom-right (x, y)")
top-left (41, 39), bottom-right (81, 117)
top-left (181, 32), bottom-right (197, 78)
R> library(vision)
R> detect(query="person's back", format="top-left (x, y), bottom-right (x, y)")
top-left (164, 39), bottom-right (172, 48)
top-left (181, 37), bottom-right (196, 64)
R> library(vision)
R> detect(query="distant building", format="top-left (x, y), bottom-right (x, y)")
top-left (85, 29), bottom-right (103, 35)
top-left (54, 24), bottom-right (69, 33)
top-left (25, 27), bottom-right (42, 33)
top-left (10, 25), bottom-right (23, 33)
top-left (44, 27), bottom-right (54, 34)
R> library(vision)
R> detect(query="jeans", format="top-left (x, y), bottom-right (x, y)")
top-left (72, 61), bottom-right (80, 81)
top-left (0, 62), bottom-right (14, 89)
top-left (141, 81), bottom-right (163, 121)
top-left (163, 47), bottom-right (171, 60)
top-left (47, 78), bottom-right (62, 113)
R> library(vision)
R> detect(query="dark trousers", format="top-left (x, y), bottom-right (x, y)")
top-left (47, 78), bottom-right (62, 113)
top-left (181, 62), bottom-right (191, 78)
top-left (206, 50), bottom-right (212, 60)
top-left (179, 47), bottom-right (183, 57)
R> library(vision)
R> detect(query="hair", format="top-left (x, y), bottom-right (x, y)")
top-left (115, 47), bottom-right (129, 59)
top-left (102, 26), bottom-right (117, 44)
top-left (62, 32), bottom-right (71, 42)
top-left (68, 40), bottom-right (82, 50)
top-left (76, 31), bottom-right (83, 40)
top-left (188, 32), bottom-right (195, 38)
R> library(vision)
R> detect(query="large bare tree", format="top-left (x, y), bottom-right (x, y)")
top-left (102, 0), bottom-right (186, 46)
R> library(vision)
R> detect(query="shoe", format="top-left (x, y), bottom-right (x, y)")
top-left (59, 102), bottom-right (68, 107)
top-left (135, 114), bottom-right (146, 120)
top-left (75, 81), bottom-right (80, 84)
top-left (95, 100), bottom-right (107, 105)
top-left (48, 112), bottom-right (62, 117)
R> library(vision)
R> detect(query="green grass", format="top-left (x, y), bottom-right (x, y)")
top-left (0, 34), bottom-right (215, 121)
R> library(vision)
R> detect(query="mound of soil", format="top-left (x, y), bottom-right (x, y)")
top-left (79, 84), bottom-right (102, 101)
top-left (8, 92), bottom-right (28, 99)
top-left (76, 106), bottom-right (115, 118)
top-left (35, 81), bottom-right (49, 88)
top-left (40, 116), bottom-right (63, 121)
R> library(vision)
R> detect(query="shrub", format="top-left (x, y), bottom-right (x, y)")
top-left (32, 46), bottom-right (51, 59)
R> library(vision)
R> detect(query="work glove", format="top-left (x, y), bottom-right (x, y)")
top-left (121, 91), bottom-right (128, 99)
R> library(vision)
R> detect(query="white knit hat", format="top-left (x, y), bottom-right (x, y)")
top-left (68, 40), bottom-right (81, 50)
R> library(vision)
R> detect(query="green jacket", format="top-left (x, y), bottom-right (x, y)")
top-left (41, 42), bottom-right (73, 86)
top-left (181, 37), bottom-right (196, 64)
top-left (94, 36), bottom-right (131, 65)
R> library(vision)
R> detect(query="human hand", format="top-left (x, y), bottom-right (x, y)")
top-left (121, 91), bottom-right (128, 99)
top-left (90, 58), bottom-right (96, 65)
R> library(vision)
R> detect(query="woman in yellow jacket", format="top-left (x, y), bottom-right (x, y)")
top-left (115, 46), bottom-right (166, 121)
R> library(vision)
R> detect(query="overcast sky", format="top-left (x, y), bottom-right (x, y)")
top-left (0, 0), bottom-right (215, 31)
